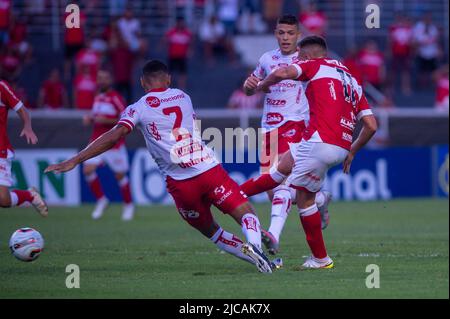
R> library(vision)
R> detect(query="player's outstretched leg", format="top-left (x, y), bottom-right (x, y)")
top-left (228, 202), bottom-right (274, 273)
top-left (263, 184), bottom-right (292, 255)
top-left (210, 225), bottom-right (256, 264)
top-left (297, 190), bottom-right (333, 269)
top-left (240, 167), bottom-right (287, 197)
top-left (0, 186), bottom-right (48, 217)
top-left (115, 173), bottom-right (134, 221)
top-left (84, 165), bottom-right (109, 220)
top-left (209, 224), bottom-right (283, 271)
top-left (181, 208), bottom-right (275, 273)
top-left (241, 150), bottom-right (294, 197)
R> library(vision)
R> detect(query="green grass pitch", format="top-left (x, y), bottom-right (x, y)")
top-left (0, 199), bottom-right (448, 299)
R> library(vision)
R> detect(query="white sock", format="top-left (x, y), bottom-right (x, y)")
top-left (268, 185), bottom-right (291, 242)
top-left (315, 191), bottom-right (325, 207)
top-left (211, 227), bottom-right (254, 264)
top-left (241, 213), bottom-right (262, 249)
top-left (298, 204), bottom-right (319, 217)
top-left (289, 187), bottom-right (297, 203)
top-left (9, 192), bottom-right (18, 207)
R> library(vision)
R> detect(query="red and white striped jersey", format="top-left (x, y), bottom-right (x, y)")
top-left (90, 90), bottom-right (126, 149)
top-left (118, 88), bottom-right (219, 180)
top-left (0, 80), bottom-right (23, 158)
top-left (292, 58), bottom-right (373, 151)
top-left (253, 49), bottom-right (309, 132)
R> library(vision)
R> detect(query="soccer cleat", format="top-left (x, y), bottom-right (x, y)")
top-left (301, 256), bottom-right (334, 270)
top-left (261, 229), bottom-right (279, 255)
top-left (121, 203), bottom-right (135, 221)
top-left (241, 243), bottom-right (273, 273)
top-left (318, 191), bottom-right (332, 230)
top-left (91, 197), bottom-right (109, 220)
top-left (29, 187), bottom-right (48, 217)
top-left (271, 257), bottom-right (283, 270)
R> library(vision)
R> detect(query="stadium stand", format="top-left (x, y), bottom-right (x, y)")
top-left (2, 0), bottom-right (449, 150)
top-left (3, 0), bottom-right (447, 109)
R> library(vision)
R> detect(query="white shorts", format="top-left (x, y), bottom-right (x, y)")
top-left (0, 151), bottom-right (14, 187)
top-left (84, 145), bottom-right (129, 173)
top-left (289, 140), bottom-right (349, 193)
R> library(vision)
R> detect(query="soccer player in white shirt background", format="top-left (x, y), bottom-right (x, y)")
top-left (241, 15), bottom-right (332, 255)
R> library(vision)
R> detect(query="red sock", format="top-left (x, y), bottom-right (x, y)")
top-left (240, 174), bottom-right (281, 197)
top-left (86, 174), bottom-right (105, 200)
top-left (118, 177), bottom-right (132, 204)
top-left (300, 210), bottom-right (328, 259)
top-left (11, 190), bottom-right (33, 206)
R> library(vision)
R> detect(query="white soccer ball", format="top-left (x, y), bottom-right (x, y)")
top-left (9, 228), bottom-right (45, 262)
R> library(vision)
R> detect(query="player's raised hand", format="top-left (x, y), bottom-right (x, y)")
top-left (20, 127), bottom-right (38, 145)
top-left (243, 76), bottom-right (261, 96)
top-left (343, 152), bottom-right (355, 174)
top-left (257, 80), bottom-right (271, 94)
top-left (45, 159), bottom-right (78, 174)
top-left (243, 75), bottom-right (260, 91)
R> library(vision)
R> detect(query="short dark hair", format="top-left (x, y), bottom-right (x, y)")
top-left (277, 14), bottom-right (298, 26)
top-left (298, 35), bottom-right (327, 51)
top-left (142, 60), bottom-right (169, 78)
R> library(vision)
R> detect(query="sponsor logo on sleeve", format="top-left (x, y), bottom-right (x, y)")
top-left (127, 108), bottom-right (136, 118)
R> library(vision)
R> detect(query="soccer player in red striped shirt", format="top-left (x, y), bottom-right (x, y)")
top-left (0, 79), bottom-right (48, 216)
top-left (256, 36), bottom-right (377, 269)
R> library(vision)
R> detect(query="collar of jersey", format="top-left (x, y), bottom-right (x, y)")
top-left (277, 49), bottom-right (297, 58)
top-left (148, 88), bottom-right (168, 93)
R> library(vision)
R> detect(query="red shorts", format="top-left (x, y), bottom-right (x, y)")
top-left (166, 165), bottom-right (248, 230)
top-left (260, 120), bottom-right (305, 170)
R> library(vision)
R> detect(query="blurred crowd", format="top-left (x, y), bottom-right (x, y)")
top-left (0, 0), bottom-right (448, 112)
top-left (342, 11), bottom-right (448, 111)
top-left (0, 1), bottom-right (150, 110)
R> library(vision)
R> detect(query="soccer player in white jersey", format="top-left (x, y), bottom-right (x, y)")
top-left (82, 69), bottom-right (134, 221)
top-left (45, 60), bottom-right (277, 273)
top-left (256, 36), bottom-right (378, 269)
top-left (241, 15), bottom-right (331, 255)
